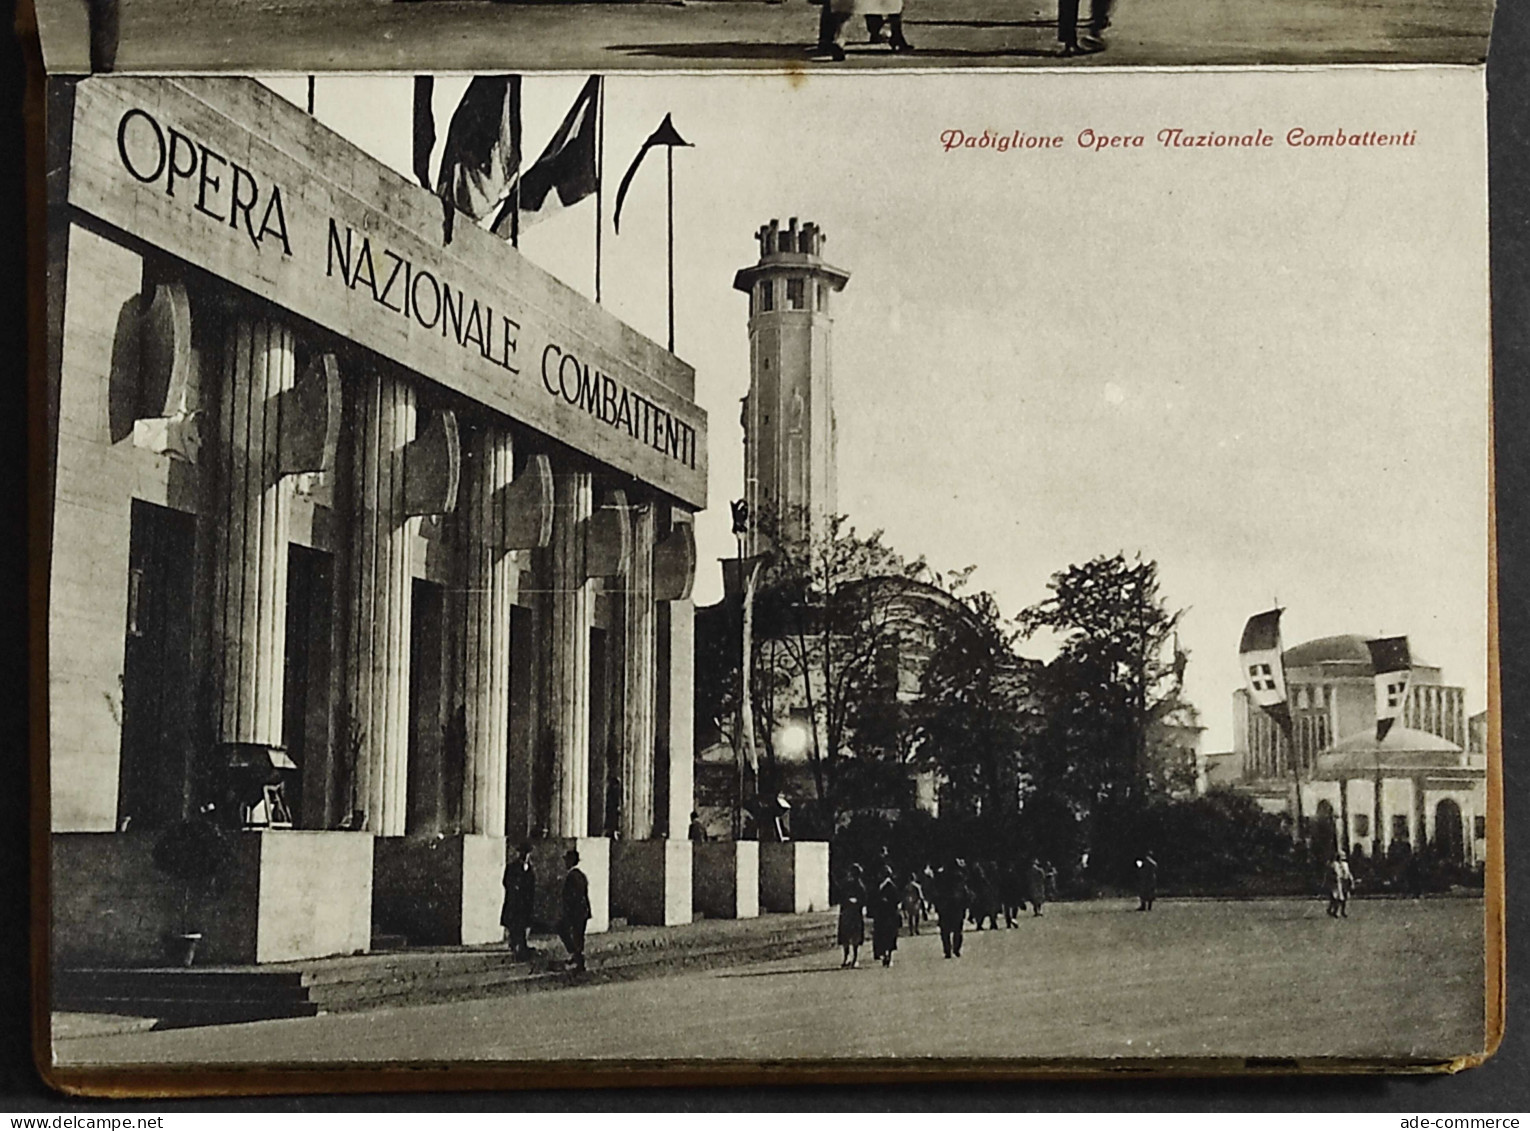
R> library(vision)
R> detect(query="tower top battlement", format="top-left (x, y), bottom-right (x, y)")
top-left (755, 217), bottom-right (827, 259)
top-left (734, 219), bottom-right (851, 296)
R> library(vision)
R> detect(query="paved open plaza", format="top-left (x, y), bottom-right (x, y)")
top-left (35, 0), bottom-right (1494, 72)
top-left (55, 897), bottom-right (1487, 1067)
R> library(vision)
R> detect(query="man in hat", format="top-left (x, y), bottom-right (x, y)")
top-left (501, 841), bottom-right (536, 960)
top-left (559, 848), bottom-right (592, 971)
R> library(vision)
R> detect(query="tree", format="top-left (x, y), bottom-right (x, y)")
top-left (747, 506), bottom-right (930, 822)
top-left (910, 585), bottom-right (1038, 822)
top-left (1018, 553), bottom-right (1188, 878)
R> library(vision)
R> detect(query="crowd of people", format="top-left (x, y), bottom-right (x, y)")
top-left (836, 849), bottom-right (1074, 967)
top-left (495, 838), bottom-right (1364, 978)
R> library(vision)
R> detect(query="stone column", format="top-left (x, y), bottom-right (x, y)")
top-left (462, 427), bottom-right (516, 836)
top-left (548, 471), bottom-right (593, 837)
top-left (618, 501), bottom-right (657, 840)
top-left (214, 316), bottom-right (295, 747)
top-left (662, 537), bottom-right (695, 841)
top-left (346, 373), bottom-right (417, 836)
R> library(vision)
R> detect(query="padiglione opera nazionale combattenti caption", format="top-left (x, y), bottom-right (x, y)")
top-left (940, 127), bottom-right (1420, 152)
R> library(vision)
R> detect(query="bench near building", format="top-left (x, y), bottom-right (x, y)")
top-left (46, 76), bottom-right (739, 966)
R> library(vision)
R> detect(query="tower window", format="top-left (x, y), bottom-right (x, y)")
top-left (759, 281), bottom-right (775, 312)
top-left (818, 282), bottom-right (829, 312)
top-left (786, 278), bottom-right (805, 310)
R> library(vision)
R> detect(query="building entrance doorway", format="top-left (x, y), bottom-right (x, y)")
top-left (1434, 798), bottom-right (1465, 862)
top-left (117, 499), bottom-right (196, 831)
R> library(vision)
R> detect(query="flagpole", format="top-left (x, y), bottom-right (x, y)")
top-left (667, 143), bottom-right (675, 353)
top-left (595, 77), bottom-right (604, 305)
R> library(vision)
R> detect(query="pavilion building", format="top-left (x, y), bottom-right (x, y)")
top-left (1230, 634), bottom-right (1485, 865)
top-left (47, 76), bottom-right (708, 966)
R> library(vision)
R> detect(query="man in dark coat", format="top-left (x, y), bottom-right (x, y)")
top-left (501, 841), bottom-right (536, 959)
top-left (559, 848), bottom-right (592, 971)
top-left (933, 858), bottom-right (969, 959)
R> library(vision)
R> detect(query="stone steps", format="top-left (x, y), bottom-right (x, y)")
top-left (54, 912), bottom-right (837, 1030)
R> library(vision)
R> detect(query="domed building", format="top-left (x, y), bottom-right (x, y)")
top-left (1231, 634), bottom-right (1485, 865)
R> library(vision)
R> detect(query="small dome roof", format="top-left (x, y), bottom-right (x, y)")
top-left (1313, 725), bottom-right (1465, 777)
top-left (1328, 726), bottom-right (1461, 756)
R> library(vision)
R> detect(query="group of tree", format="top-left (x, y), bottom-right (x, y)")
top-left (696, 504), bottom-right (1298, 889)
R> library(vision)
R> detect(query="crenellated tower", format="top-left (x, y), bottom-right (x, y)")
top-left (731, 218), bottom-right (851, 557)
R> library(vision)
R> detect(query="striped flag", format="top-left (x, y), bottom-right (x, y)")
top-left (1239, 609), bottom-right (1290, 733)
top-left (435, 76), bottom-right (523, 231)
top-left (1366, 636), bottom-right (1412, 742)
top-left (492, 76), bottom-right (600, 237)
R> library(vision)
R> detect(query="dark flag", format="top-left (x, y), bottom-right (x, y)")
top-left (1239, 609), bottom-right (1290, 733)
top-left (492, 76), bottom-right (600, 237)
top-left (612, 113), bottom-right (692, 235)
top-left (412, 76), bottom-right (436, 192)
top-left (435, 75), bottom-right (523, 243)
top-left (1366, 636), bottom-right (1412, 742)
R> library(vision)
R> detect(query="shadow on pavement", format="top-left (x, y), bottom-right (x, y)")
top-left (713, 964), bottom-right (850, 978)
top-left (911, 16), bottom-right (1057, 27)
top-left (609, 38), bottom-right (1070, 57)
top-left (607, 40), bottom-right (822, 58)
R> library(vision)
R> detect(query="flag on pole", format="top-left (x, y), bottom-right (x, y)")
top-left (1366, 636), bottom-right (1412, 742)
top-left (411, 76), bottom-right (436, 192)
top-left (491, 76), bottom-right (600, 237)
top-left (612, 113), bottom-right (692, 235)
top-left (434, 75), bottom-right (523, 240)
top-left (1239, 609), bottom-right (1290, 732)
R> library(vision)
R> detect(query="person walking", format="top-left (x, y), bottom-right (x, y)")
top-left (1026, 858), bottom-right (1048, 917)
top-left (1136, 850), bottom-right (1158, 911)
top-left (902, 875), bottom-right (925, 934)
top-left (558, 848), bottom-right (592, 972)
top-left (838, 862), bottom-right (867, 968)
top-left (687, 811), bottom-right (707, 842)
top-left (871, 864), bottom-right (902, 967)
top-left (1326, 852), bottom-right (1355, 918)
top-left (1059, 0), bottom-right (1114, 54)
top-left (815, 0), bottom-right (912, 60)
top-left (500, 841), bottom-right (536, 960)
top-left (933, 857), bottom-right (969, 959)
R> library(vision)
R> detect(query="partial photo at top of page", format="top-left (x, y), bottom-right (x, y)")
top-left (24, 0), bottom-right (1496, 75)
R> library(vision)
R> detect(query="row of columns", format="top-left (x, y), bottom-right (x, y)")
top-left (209, 311), bottom-right (685, 842)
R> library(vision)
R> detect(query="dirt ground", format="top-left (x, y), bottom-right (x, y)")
top-left (54, 897), bottom-right (1488, 1068)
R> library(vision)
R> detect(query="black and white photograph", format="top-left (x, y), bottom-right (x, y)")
top-left (30, 0), bottom-right (1497, 76)
top-left (41, 67), bottom-right (1495, 1079)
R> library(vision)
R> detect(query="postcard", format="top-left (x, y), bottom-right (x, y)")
top-left (33, 61), bottom-right (1499, 1088)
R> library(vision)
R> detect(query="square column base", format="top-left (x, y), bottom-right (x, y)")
top-left (52, 830), bottom-right (374, 967)
top-left (530, 837), bottom-right (610, 935)
top-left (693, 840), bottom-right (759, 919)
top-left (759, 841), bottom-right (830, 913)
top-left (373, 834), bottom-right (506, 946)
top-left (611, 839), bottom-right (693, 926)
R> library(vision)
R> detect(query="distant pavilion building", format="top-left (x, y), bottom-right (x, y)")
top-left (1229, 634), bottom-right (1485, 864)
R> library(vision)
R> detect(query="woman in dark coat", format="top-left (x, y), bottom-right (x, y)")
top-left (1026, 858), bottom-right (1047, 917)
top-left (838, 863), bottom-right (866, 968)
top-left (968, 860), bottom-right (1002, 931)
top-left (870, 864), bottom-right (902, 967)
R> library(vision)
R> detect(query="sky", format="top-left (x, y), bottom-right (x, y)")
top-left (259, 68), bottom-right (1491, 751)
